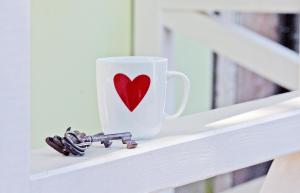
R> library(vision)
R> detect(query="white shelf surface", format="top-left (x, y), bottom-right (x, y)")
top-left (31, 91), bottom-right (300, 193)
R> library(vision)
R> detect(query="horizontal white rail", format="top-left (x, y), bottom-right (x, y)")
top-left (161, 0), bottom-right (300, 13)
top-left (163, 12), bottom-right (300, 90)
top-left (31, 91), bottom-right (300, 193)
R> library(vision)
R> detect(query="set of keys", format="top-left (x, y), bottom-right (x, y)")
top-left (46, 127), bottom-right (138, 156)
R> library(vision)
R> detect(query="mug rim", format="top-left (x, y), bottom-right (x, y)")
top-left (97, 56), bottom-right (168, 64)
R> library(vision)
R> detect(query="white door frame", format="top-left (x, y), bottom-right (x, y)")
top-left (0, 0), bottom-right (30, 192)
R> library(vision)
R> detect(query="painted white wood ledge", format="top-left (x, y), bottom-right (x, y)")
top-left (31, 91), bottom-right (300, 193)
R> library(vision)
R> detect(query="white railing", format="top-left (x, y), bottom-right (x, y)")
top-left (163, 12), bottom-right (299, 90)
top-left (134, 0), bottom-right (300, 90)
top-left (135, 0), bottom-right (300, 192)
top-left (0, 0), bottom-right (299, 193)
top-left (30, 92), bottom-right (300, 193)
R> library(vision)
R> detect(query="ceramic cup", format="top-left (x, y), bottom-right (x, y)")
top-left (96, 56), bottom-right (190, 139)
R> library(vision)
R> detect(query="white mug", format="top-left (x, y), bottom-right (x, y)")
top-left (96, 56), bottom-right (190, 139)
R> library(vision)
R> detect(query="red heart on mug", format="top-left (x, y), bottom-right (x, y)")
top-left (113, 73), bottom-right (151, 112)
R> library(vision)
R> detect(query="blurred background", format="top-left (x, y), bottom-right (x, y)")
top-left (31, 0), bottom-right (299, 193)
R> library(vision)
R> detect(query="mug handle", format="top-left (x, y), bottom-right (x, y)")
top-left (165, 71), bottom-right (190, 120)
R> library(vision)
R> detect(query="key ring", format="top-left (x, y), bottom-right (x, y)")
top-left (46, 127), bottom-right (138, 156)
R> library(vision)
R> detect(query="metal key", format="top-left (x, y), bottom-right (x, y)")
top-left (46, 127), bottom-right (138, 156)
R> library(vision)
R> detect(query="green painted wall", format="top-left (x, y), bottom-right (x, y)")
top-left (31, 0), bottom-right (132, 148)
top-left (175, 33), bottom-right (212, 115)
top-left (31, 1), bottom-right (212, 149)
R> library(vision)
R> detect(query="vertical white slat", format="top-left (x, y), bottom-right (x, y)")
top-left (162, 27), bottom-right (175, 68)
top-left (134, 3), bottom-right (175, 193)
top-left (134, 0), bottom-right (162, 56)
top-left (162, 27), bottom-right (177, 113)
top-left (134, 1), bottom-right (178, 114)
top-left (0, 0), bottom-right (30, 192)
